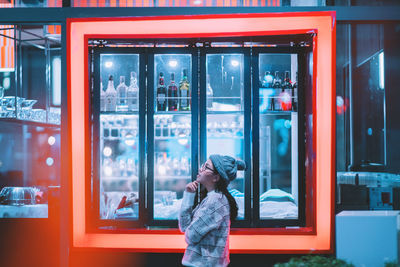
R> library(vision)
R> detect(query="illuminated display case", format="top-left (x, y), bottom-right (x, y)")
top-left (68, 13), bottom-right (335, 253)
top-left (88, 43), bottom-right (310, 229)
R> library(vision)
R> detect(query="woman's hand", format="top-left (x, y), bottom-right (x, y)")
top-left (185, 181), bottom-right (199, 193)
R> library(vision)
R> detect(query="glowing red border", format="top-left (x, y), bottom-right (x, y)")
top-left (68, 12), bottom-right (336, 253)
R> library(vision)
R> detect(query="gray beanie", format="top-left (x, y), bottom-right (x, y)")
top-left (209, 154), bottom-right (246, 185)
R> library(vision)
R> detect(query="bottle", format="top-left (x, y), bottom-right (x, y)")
top-left (127, 71), bottom-right (139, 112)
top-left (116, 76), bottom-right (128, 112)
top-left (272, 71), bottom-right (282, 111)
top-left (206, 74), bottom-right (213, 111)
top-left (100, 77), bottom-right (106, 112)
top-left (262, 71), bottom-right (274, 88)
top-left (179, 68), bottom-right (190, 111)
top-left (281, 71), bottom-right (292, 111)
top-left (156, 72), bottom-right (167, 112)
top-left (167, 72), bottom-right (178, 111)
top-left (292, 72), bottom-right (298, 111)
top-left (105, 75), bottom-right (117, 112)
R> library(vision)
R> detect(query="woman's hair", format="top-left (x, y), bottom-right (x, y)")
top-left (192, 177), bottom-right (238, 221)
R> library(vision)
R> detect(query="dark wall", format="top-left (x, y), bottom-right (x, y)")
top-left (385, 23), bottom-right (400, 173)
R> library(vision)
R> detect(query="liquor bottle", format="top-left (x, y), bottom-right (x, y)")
top-left (127, 71), bottom-right (139, 112)
top-left (156, 72), bottom-right (167, 112)
top-left (272, 71), bottom-right (282, 111)
top-left (179, 68), bottom-right (190, 111)
top-left (167, 72), bottom-right (178, 111)
top-left (100, 77), bottom-right (105, 112)
top-left (262, 71), bottom-right (274, 88)
top-left (116, 76), bottom-right (128, 112)
top-left (206, 74), bottom-right (213, 111)
top-left (292, 72), bottom-right (298, 111)
top-left (105, 75), bottom-right (117, 112)
top-left (281, 71), bottom-right (293, 111)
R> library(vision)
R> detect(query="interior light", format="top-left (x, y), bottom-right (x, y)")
top-left (48, 136), bottom-right (56, 146)
top-left (178, 139), bottom-right (189, 145)
top-left (124, 134), bottom-right (135, 146)
top-left (231, 60), bottom-right (239, 67)
top-left (169, 60), bottom-right (178, 67)
top-left (103, 146), bottom-right (112, 157)
top-left (46, 157), bottom-right (54, 166)
top-left (3, 77), bottom-right (10, 90)
top-left (379, 51), bottom-right (384, 90)
top-left (105, 61), bottom-right (113, 68)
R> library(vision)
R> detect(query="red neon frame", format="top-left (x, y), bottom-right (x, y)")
top-left (67, 12), bottom-right (336, 253)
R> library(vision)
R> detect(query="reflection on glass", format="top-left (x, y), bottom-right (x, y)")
top-left (154, 54), bottom-right (192, 113)
top-left (99, 114), bottom-right (139, 220)
top-left (206, 54), bottom-right (244, 111)
top-left (153, 114), bottom-right (191, 220)
top-left (206, 53), bottom-right (245, 219)
top-left (259, 53), bottom-right (298, 219)
top-left (100, 54), bottom-right (140, 113)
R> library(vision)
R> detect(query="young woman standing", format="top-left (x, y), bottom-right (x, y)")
top-left (179, 154), bottom-right (246, 267)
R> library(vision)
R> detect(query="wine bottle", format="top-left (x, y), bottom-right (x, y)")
top-left (167, 72), bottom-right (178, 111)
top-left (105, 75), bottom-right (117, 112)
top-left (281, 71), bottom-right (293, 111)
top-left (157, 72), bottom-right (167, 112)
top-left (179, 68), bottom-right (190, 111)
top-left (116, 76), bottom-right (128, 112)
top-left (127, 71), bottom-right (139, 112)
top-left (272, 71), bottom-right (282, 111)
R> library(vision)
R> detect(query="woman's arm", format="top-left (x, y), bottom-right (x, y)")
top-left (178, 190), bottom-right (196, 232)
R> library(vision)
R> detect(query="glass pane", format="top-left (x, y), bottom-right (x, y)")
top-left (258, 53), bottom-right (298, 220)
top-left (206, 53), bottom-right (245, 219)
top-left (99, 54), bottom-right (140, 220)
top-left (154, 54), bottom-right (192, 220)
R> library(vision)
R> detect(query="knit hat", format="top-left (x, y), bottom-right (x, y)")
top-left (209, 154), bottom-right (247, 185)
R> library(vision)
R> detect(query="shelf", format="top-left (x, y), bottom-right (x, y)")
top-left (206, 110), bottom-right (243, 115)
top-left (0, 118), bottom-right (61, 128)
top-left (101, 175), bottom-right (138, 180)
top-left (154, 175), bottom-right (191, 180)
top-left (100, 111), bottom-right (139, 115)
top-left (260, 111), bottom-right (296, 115)
top-left (154, 111), bottom-right (191, 115)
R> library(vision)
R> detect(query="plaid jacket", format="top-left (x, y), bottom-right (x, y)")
top-left (179, 190), bottom-right (231, 267)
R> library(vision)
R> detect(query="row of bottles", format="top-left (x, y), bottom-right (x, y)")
top-left (156, 69), bottom-right (191, 112)
top-left (101, 72), bottom-right (139, 112)
top-left (260, 71), bottom-right (298, 112)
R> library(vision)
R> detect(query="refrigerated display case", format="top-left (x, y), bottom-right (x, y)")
top-left (68, 13), bottom-right (335, 253)
top-left (88, 43), bottom-right (308, 230)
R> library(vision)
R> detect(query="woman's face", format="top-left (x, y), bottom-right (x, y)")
top-left (196, 159), bottom-right (219, 186)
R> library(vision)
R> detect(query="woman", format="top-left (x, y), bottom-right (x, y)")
top-left (179, 154), bottom-right (246, 267)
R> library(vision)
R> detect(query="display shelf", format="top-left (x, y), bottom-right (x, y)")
top-left (0, 118), bottom-right (61, 128)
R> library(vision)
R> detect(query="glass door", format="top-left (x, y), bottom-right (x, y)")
top-left (148, 49), bottom-right (198, 225)
top-left (252, 48), bottom-right (306, 227)
top-left (92, 48), bottom-right (146, 228)
top-left (200, 48), bottom-right (251, 226)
